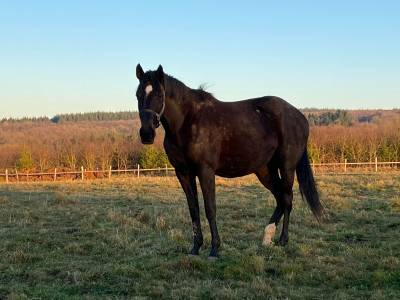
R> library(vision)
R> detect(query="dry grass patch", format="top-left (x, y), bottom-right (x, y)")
top-left (107, 207), bottom-right (143, 230)
top-left (0, 195), bottom-right (9, 204)
top-left (8, 249), bottom-right (32, 264)
top-left (391, 196), bottom-right (400, 212)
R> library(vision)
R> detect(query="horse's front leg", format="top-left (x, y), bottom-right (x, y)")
top-left (175, 169), bottom-right (203, 255)
top-left (197, 165), bottom-right (220, 259)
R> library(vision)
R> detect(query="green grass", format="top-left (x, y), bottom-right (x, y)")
top-left (0, 174), bottom-right (399, 299)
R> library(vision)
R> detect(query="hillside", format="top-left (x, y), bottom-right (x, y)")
top-left (0, 109), bottom-right (399, 171)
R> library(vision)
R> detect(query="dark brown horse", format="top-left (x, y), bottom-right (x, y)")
top-left (135, 64), bottom-right (323, 258)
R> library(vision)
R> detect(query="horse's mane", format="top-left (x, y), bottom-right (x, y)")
top-left (165, 74), bottom-right (214, 102)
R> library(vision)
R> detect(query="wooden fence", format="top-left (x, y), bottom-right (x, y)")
top-left (311, 158), bottom-right (400, 174)
top-left (0, 165), bottom-right (175, 183)
top-left (0, 160), bottom-right (400, 183)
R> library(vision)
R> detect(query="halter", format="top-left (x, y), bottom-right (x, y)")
top-left (140, 91), bottom-right (165, 128)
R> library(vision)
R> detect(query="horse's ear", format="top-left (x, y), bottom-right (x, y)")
top-left (136, 64), bottom-right (144, 80)
top-left (156, 65), bottom-right (164, 86)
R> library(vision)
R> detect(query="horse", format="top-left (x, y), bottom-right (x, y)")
top-left (135, 64), bottom-right (323, 258)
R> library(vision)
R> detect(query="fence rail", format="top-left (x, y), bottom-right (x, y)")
top-left (0, 165), bottom-right (175, 183)
top-left (1, 159), bottom-right (400, 184)
top-left (311, 158), bottom-right (400, 174)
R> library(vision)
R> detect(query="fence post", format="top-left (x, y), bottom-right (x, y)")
top-left (165, 164), bottom-right (168, 176)
top-left (81, 166), bottom-right (84, 180)
top-left (108, 166), bottom-right (112, 179)
top-left (375, 157), bottom-right (378, 172)
top-left (344, 159), bottom-right (347, 173)
top-left (15, 169), bottom-right (19, 182)
top-left (54, 168), bottom-right (57, 182)
top-left (5, 169), bottom-right (8, 183)
top-left (137, 164), bottom-right (140, 178)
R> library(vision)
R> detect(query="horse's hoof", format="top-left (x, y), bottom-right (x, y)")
top-left (189, 249), bottom-right (200, 256)
top-left (278, 238), bottom-right (288, 246)
top-left (208, 248), bottom-right (219, 259)
top-left (208, 255), bottom-right (218, 261)
top-left (262, 241), bottom-right (274, 247)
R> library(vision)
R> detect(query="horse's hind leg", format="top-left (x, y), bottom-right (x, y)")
top-left (277, 167), bottom-right (295, 246)
top-left (256, 165), bottom-right (284, 245)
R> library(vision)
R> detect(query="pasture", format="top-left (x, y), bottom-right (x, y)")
top-left (0, 174), bottom-right (399, 299)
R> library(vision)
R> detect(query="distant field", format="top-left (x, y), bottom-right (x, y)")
top-left (1, 109), bottom-right (400, 173)
top-left (0, 175), bottom-right (399, 299)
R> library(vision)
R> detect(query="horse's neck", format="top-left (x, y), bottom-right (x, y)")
top-left (161, 75), bottom-right (216, 139)
top-left (161, 95), bottom-right (185, 139)
top-left (161, 77), bottom-right (194, 138)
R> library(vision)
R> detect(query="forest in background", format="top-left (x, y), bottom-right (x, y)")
top-left (0, 109), bottom-right (399, 172)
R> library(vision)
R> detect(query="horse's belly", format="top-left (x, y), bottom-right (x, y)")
top-left (215, 137), bottom-right (277, 177)
top-left (215, 166), bottom-right (254, 178)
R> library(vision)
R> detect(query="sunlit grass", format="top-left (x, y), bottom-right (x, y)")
top-left (0, 174), bottom-right (399, 299)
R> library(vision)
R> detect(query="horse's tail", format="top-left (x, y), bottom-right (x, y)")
top-left (296, 149), bottom-right (324, 221)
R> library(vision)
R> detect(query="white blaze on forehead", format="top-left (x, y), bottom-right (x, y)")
top-left (145, 85), bottom-right (153, 97)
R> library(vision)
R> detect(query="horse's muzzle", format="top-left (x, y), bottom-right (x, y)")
top-left (139, 127), bottom-right (155, 144)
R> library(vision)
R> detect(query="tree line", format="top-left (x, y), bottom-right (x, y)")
top-left (50, 111), bottom-right (138, 123)
top-left (306, 110), bottom-right (353, 126)
top-left (2, 109), bottom-right (394, 126)
top-left (3, 109), bottom-right (395, 125)
top-left (1, 111), bottom-right (138, 124)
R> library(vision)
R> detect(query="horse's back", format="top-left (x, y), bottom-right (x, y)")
top-left (217, 95), bottom-right (309, 167)
top-left (217, 95), bottom-right (309, 143)
top-left (196, 97), bottom-right (282, 177)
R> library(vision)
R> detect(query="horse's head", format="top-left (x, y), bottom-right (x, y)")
top-left (135, 64), bottom-right (165, 144)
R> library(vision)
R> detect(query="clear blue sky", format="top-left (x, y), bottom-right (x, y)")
top-left (1, 1), bottom-right (399, 118)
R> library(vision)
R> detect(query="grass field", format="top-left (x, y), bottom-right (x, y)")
top-left (0, 174), bottom-right (399, 299)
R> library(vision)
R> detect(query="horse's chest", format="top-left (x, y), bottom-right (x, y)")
top-left (164, 132), bottom-right (217, 169)
top-left (163, 138), bottom-right (189, 169)
top-left (188, 125), bottom-right (222, 157)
